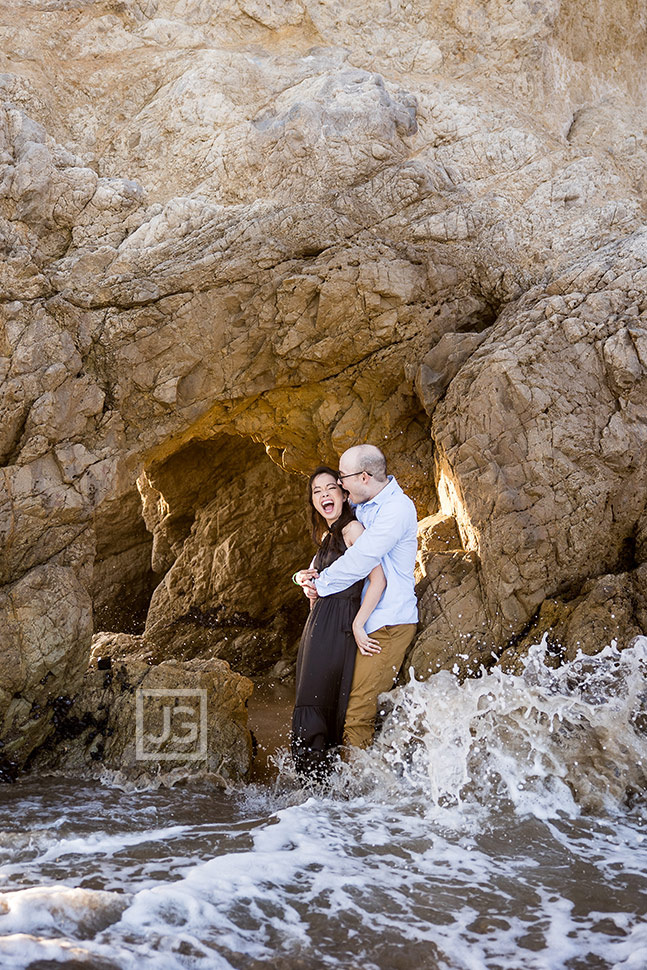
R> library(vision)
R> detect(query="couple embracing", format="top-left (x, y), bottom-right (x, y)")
top-left (291, 444), bottom-right (418, 779)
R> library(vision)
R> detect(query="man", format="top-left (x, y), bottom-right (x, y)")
top-left (300, 444), bottom-right (418, 749)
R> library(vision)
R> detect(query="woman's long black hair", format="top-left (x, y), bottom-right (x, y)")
top-left (307, 465), bottom-right (356, 558)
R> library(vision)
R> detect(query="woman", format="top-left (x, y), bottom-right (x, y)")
top-left (291, 466), bottom-right (386, 780)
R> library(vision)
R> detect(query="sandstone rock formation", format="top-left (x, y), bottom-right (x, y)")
top-left (141, 434), bottom-right (312, 676)
top-left (409, 513), bottom-right (494, 681)
top-left (1, 0), bottom-right (647, 773)
top-left (497, 561), bottom-right (647, 674)
top-left (30, 632), bottom-right (253, 785)
top-left (0, 564), bottom-right (93, 779)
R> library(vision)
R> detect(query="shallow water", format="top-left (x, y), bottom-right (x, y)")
top-left (2, 639), bottom-right (647, 970)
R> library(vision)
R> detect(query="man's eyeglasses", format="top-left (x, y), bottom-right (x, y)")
top-left (337, 470), bottom-right (373, 482)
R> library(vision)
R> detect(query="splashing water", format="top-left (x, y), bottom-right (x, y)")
top-left (1, 638), bottom-right (647, 970)
top-left (353, 635), bottom-right (647, 817)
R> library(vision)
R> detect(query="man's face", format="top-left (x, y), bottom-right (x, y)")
top-left (337, 461), bottom-right (372, 504)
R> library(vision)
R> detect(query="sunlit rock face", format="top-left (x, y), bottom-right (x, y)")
top-left (1, 0), bottom-right (647, 771)
top-left (432, 240), bottom-right (647, 645)
top-left (410, 513), bottom-right (494, 680)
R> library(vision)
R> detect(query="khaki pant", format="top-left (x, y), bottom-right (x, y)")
top-left (343, 623), bottom-right (417, 749)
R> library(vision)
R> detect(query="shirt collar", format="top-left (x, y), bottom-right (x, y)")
top-left (362, 475), bottom-right (399, 508)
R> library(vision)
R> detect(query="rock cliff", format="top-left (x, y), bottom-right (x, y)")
top-left (1, 0), bottom-right (646, 777)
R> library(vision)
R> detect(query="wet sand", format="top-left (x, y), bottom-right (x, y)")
top-left (246, 678), bottom-right (295, 783)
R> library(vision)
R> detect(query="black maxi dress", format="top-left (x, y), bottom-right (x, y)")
top-left (291, 529), bottom-right (363, 780)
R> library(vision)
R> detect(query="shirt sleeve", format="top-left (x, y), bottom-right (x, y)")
top-left (314, 501), bottom-right (405, 596)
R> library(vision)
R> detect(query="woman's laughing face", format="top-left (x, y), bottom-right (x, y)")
top-left (311, 473), bottom-right (345, 525)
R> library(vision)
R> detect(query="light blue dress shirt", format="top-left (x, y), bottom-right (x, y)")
top-left (314, 476), bottom-right (419, 634)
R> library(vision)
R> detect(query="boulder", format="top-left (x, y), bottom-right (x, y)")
top-left (432, 236), bottom-right (647, 643)
top-left (0, 564), bottom-right (92, 778)
top-left (407, 514), bottom-right (494, 680)
top-left (499, 562), bottom-right (647, 673)
top-left (30, 632), bottom-right (253, 786)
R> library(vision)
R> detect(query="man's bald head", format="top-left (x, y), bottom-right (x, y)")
top-left (340, 444), bottom-right (387, 483)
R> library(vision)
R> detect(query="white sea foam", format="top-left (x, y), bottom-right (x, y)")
top-left (0, 885), bottom-right (129, 937)
top-left (0, 638), bottom-right (646, 969)
top-left (36, 826), bottom-right (191, 863)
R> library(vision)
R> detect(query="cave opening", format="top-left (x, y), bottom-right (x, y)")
top-left (87, 374), bottom-right (441, 703)
top-left (91, 489), bottom-right (158, 636)
top-left (90, 433), bottom-right (314, 680)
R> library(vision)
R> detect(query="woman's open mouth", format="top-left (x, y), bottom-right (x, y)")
top-left (321, 499), bottom-right (335, 514)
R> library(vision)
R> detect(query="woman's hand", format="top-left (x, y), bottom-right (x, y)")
top-left (295, 568), bottom-right (318, 584)
top-left (353, 621), bottom-right (381, 656)
top-left (295, 568), bottom-right (319, 601)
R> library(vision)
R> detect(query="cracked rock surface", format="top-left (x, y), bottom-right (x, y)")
top-left (1, 0), bottom-right (647, 773)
